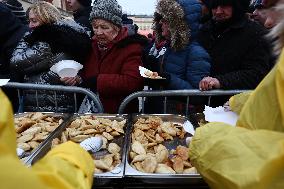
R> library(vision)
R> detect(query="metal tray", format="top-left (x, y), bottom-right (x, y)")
top-left (28, 114), bottom-right (129, 186)
top-left (14, 112), bottom-right (70, 164)
top-left (124, 114), bottom-right (204, 185)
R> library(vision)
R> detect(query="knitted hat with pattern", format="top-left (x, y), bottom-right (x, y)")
top-left (90, 0), bottom-right (122, 26)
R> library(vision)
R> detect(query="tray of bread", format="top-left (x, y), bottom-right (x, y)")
top-left (15, 112), bottom-right (67, 160)
top-left (124, 114), bottom-right (203, 185)
top-left (27, 114), bottom-right (129, 186)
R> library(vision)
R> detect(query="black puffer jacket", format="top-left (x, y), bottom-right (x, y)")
top-left (0, 3), bottom-right (28, 79)
top-left (11, 19), bottom-right (92, 112)
top-left (198, 17), bottom-right (272, 89)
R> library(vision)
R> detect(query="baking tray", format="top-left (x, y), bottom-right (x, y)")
top-left (27, 113), bottom-right (129, 186)
top-left (14, 112), bottom-right (70, 164)
top-left (124, 114), bottom-right (204, 185)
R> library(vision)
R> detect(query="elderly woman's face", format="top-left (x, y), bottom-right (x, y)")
top-left (92, 19), bottom-right (120, 45)
top-left (29, 10), bottom-right (42, 29)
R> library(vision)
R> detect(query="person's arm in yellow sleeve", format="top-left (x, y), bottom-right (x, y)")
top-left (32, 141), bottom-right (94, 189)
top-left (0, 89), bottom-right (94, 189)
top-left (229, 91), bottom-right (252, 115)
top-left (189, 123), bottom-right (284, 189)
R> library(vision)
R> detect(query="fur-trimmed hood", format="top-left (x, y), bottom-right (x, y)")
top-left (155, 0), bottom-right (202, 51)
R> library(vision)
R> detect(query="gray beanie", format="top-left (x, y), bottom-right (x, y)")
top-left (90, 0), bottom-right (122, 26)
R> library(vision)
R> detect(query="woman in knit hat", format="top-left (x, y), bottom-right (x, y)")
top-left (10, 1), bottom-right (91, 112)
top-left (81, 0), bottom-right (148, 113)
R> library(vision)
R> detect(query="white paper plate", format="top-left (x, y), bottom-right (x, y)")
top-left (139, 66), bottom-right (165, 79)
top-left (0, 79), bottom-right (10, 86)
top-left (203, 106), bottom-right (238, 126)
top-left (50, 60), bottom-right (83, 78)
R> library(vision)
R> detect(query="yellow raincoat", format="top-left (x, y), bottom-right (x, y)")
top-left (189, 50), bottom-right (284, 189)
top-left (0, 89), bottom-right (94, 189)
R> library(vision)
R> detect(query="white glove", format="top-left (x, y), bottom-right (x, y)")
top-left (16, 148), bottom-right (25, 157)
top-left (80, 137), bottom-right (103, 153)
top-left (223, 101), bottom-right (231, 112)
top-left (186, 137), bottom-right (193, 146)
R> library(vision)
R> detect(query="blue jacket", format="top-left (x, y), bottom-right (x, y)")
top-left (152, 0), bottom-right (211, 90)
top-left (164, 41), bottom-right (211, 89)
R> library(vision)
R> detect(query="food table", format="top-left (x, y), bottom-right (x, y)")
top-left (15, 112), bottom-right (209, 189)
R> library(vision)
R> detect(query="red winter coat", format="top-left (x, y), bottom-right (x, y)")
top-left (82, 28), bottom-right (147, 113)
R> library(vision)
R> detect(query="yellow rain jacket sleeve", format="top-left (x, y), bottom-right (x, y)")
top-left (0, 89), bottom-right (94, 189)
top-left (229, 91), bottom-right (251, 115)
top-left (236, 50), bottom-right (284, 132)
top-left (189, 50), bottom-right (284, 189)
top-left (189, 124), bottom-right (284, 189)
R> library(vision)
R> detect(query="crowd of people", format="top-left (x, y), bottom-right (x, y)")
top-left (0, 0), bottom-right (279, 114)
top-left (1, 0), bottom-right (284, 188)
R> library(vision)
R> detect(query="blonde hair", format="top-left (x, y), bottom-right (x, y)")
top-left (268, 3), bottom-right (284, 55)
top-left (28, 1), bottom-right (62, 25)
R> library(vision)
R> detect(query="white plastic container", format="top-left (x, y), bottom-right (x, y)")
top-left (50, 60), bottom-right (83, 78)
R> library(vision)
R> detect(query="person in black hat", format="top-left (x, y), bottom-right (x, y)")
top-left (67, 0), bottom-right (92, 33)
top-left (198, 0), bottom-right (273, 106)
top-left (122, 14), bottom-right (137, 35)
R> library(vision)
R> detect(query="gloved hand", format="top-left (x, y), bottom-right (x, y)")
top-left (80, 137), bottom-right (103, 153)
top-left (16, 148), bottom-right (25, 158)
top-left (186, 137), bottom-right (193, 146)
top-left (223, 101), bottom-right (231, 112)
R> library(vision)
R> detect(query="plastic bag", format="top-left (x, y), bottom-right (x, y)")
top-left (189, 123), bottom-right (284, 189)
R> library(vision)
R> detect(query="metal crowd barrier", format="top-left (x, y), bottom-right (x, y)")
top-left (118, 89), bottom-right (249, 115)
top-left (4, 82), bottom-right (104, 113)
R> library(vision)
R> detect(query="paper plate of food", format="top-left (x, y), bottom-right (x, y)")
top-left (139, 66), bottom-right (166, 79)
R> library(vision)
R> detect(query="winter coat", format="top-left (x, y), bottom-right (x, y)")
top-left (10, 19), bottom-right (92, 112)
top-left (0, 3), bottom-right (28, 79)
top-left (198, 17), bottom-right (272, 89)
top-left (0, 89), bottom-right (94, 189)
top-left (4, 0), bottom-right (28, 25)
top-left (82, 27), bottom-right (147, 113)
top-left (145, 0), bottom-right (211, 90)
top-left (74, 7), bottom-right (92, 34)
